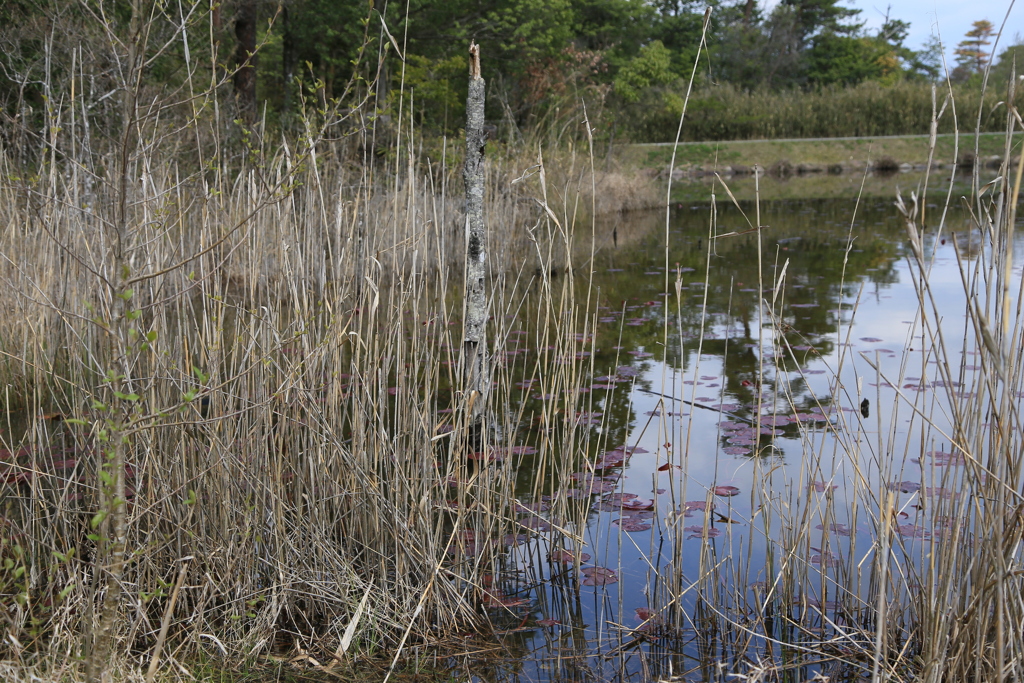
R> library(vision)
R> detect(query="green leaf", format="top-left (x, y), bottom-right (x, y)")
top-left (90, 511), bottom-right (108, 529)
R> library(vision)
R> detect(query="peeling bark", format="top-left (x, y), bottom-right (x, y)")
top-left (463, 42), bottom-right (489, 445)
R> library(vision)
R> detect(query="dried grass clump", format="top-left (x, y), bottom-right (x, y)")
top-left (589, 169), bottom-right (663, 213)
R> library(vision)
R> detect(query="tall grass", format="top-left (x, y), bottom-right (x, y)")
top-left (623, 80), bottom-right (1024, 143)
top-left (3, 2), bottom-right (1024, 682)
top-left (0, 3), bottom-right (638, 678)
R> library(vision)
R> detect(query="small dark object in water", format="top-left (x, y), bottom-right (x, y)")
top-left (860, 399), bottom-right (870, 418)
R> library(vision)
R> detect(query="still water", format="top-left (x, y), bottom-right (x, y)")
top-left (472, 187), bottom-right (1022, 682)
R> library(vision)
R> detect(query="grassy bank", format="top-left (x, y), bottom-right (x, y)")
top-left (612, 132), bottom-right (1014, 202)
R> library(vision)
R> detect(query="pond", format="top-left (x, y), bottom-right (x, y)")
top-left (466, 181), bottom-right (1022, 681)
top-left (1, 166), bottom-right (1017, 683)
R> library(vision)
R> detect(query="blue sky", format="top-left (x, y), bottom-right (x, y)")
top-left (763, 0), bottom-right (1023, 68)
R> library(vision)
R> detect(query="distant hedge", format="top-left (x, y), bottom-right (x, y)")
top-left (619, 81), bottom-right (1022, 142)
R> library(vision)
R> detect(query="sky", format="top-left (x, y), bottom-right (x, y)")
top-left (763, 0), bottom-right (1024, 67)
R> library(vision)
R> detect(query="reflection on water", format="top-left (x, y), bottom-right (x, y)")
top-left (476, 195), bottom-right (1023, 681)
top-left (668, 167), bottom-right (985, 203)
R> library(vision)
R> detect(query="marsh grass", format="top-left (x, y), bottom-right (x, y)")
top-left (0, 4), bottom-right (622, 677)
top-left (2, 3), bottom-right (1024, 682)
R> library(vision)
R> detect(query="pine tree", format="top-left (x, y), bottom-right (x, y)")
top-left (954, 19), bottom-right (995, 79)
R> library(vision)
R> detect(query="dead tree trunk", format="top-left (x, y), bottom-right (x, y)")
top-left (463, 42), bottom-right (489, 447)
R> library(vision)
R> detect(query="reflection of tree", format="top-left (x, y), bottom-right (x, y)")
top-left (584, 197), bottom-right (904, 432)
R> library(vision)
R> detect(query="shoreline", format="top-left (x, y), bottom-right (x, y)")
top-left (616, 131), bottom-right (1015, 180)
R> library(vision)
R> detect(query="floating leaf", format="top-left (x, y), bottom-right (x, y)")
top-left (926, 450), bottom-right (966, 466)
top-left (713, 486), bottom-right (741, 497)
top-left (581, 566), bottom-right (619, 586)
top-left (897, 524), bottom-right (931, 538)
top-left (684, 526), bottom-right (722, 540)
top-left (548, 549), bottom-right (591, 563)
top-left (620, 498), bottom-right (654, 510)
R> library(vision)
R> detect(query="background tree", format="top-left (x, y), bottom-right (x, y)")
top-left (233, 0), bottom-right (258, 122)
top-left (989, 41), bottom-right (1024, 89)
top-left (953, 20), bottom-right (995, 82)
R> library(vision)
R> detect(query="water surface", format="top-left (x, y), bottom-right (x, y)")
top-left (474, 188), bottom-right (1021, 682)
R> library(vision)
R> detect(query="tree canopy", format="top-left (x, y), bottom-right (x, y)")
top-left (0, 0), bottom-right (1015, 145)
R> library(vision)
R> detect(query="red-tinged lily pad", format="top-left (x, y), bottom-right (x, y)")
top-left (713, 486), bottom-right (741, 497)
top-left (926, 450), bottom-right (966, 466)
top-left (467, 451), bottom-right (501, 462)
top-left (722, 446), bottom-right (751, 455)
top-left (537, 618), bottom-right (561, 627)
top-left (683, 501), bottom-right (713, 514)
top-left (816, 523), bottom-right (851, 536)
top-left (614, 518), bottom-right (653, 532)
top-left (620, 497), bottom-right (655, 510)
top-left (548, 549), bottom-right (591, 563)
top-left (897, 524), bottom-right (931, 538)
top-left (888, 481), bottom-right (920, 493)
top-left (581, 480), bottom-right (617, 495)
top-left (593, 455), bottom-right (625, 469)
top-left (605, 492), bottom-right (638, 503)
top-left (810, 552), bottom-right (839, 568)
top-left (809, 481), bottom-right (838, 493)
top-left (581, 566), bottom-right (619, 586)
top-left (684, 526), bottom-right (722, 540)
top-left (860, 337), bottom-right (883, 343)
top-left (482, 591), bottom-right (530, 609)
top-left (657, 463), bottom-right (673, 471)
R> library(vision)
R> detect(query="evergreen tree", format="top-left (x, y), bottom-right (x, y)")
top-left (953, 20), bottom-right (995, 81)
